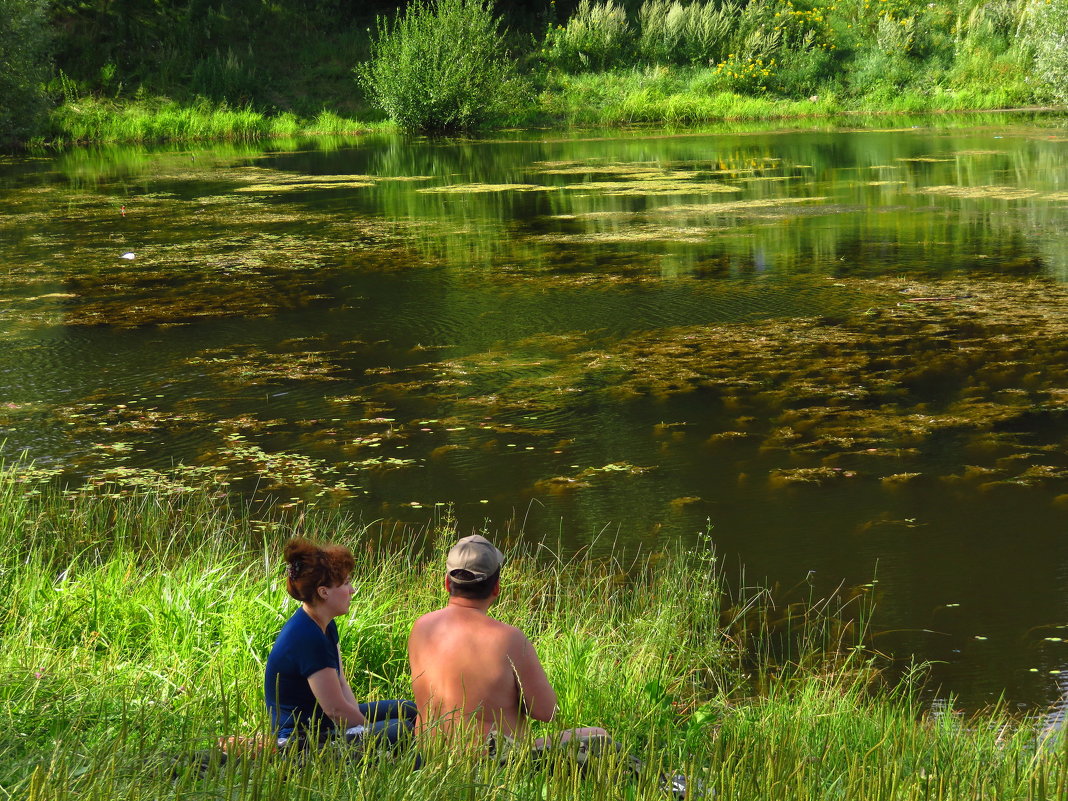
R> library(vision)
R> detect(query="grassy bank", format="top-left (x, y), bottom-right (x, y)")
top-left (43, 98), bottom-right (380, 147)
top-left (2, 470), bottom-right (1067, 799)
top-left (5, 0), bottom-right (1063, 145)
top-left (39, 80), bottom-right (1050, 148)
top-left (536, 67), bottom-right (1039, 125)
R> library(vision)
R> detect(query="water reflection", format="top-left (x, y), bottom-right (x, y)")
top-left (1, 112), bottom-right (1068, 709)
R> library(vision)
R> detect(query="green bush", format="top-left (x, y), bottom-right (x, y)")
top-left (543, 0), bottom-right (632, 72)
top-left (771, 44), bottom-right (838, 97)
top-left (0, 0), bottom-right (51, 146)
top-left (1029, 0), bottom-right (1068, 103)
top-left (359, 0), bottom-right (522, 133)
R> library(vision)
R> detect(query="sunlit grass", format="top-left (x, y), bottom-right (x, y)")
top-left (2, 468), bottom-right (1067, 799)
top-left (46, 97), bottom-right (384, 145)
top-left (536, 67), bottom-right (1045, 127)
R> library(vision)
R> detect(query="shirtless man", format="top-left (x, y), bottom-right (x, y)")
top-left (408, 534), bottom-right (607, 755)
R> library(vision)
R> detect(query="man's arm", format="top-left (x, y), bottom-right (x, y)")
top-left (509, 633), bottom-right (557, 722)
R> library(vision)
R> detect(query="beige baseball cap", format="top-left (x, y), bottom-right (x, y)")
top-left (446, 535), bottom-right (505, 584)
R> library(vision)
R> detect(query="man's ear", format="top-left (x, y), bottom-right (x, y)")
top-left (444, 576), bottom-right (452, 594)
top-left (491, 578), bottom-right (501, 598)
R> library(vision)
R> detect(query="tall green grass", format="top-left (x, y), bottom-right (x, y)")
top-left (45, 97), bottom-right (376, 145)
top-left (2, 469), bottom-right (1066, 800)
top-left (536, 64), bottom-right (1041, 127)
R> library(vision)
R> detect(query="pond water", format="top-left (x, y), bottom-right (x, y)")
top-left (2, 111), bottom-right (1068, 710)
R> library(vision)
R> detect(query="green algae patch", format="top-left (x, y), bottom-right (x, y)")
top-left (183, 346), bottom-right (343, 386)
top-left (534, 163), bottom-right (663, 176)
top-left (233, 179), bottom-right (377, 192)
top-left (534, 225), bottom-right (721, 244)
top-left (918, 185), bottom-right (1043, 200)
top-left (416, 183), bottom-right (557, 194)
top-left (653, 197), bottom-right (831, 215)
top-left (395, 275), bottom-right (1068, 499)
top-left (560, 180), bottom-right (741, 196)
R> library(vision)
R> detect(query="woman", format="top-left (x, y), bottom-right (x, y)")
top-left (265, 537), bottom-right (416, 751)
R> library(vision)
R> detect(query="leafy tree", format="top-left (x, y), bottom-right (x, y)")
top-left (0, 0), bottom-right (52, 144)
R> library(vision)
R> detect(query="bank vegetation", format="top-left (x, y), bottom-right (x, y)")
top-left (1, 468), bottom-right (1067, 799)
top-left (1, 0), bottom-right (1067, 144)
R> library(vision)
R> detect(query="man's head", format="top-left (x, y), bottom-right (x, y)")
top-left (446, 534), bottom-right (505, 600)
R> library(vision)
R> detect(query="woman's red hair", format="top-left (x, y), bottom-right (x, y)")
top-left (283, 538), bottom-right (355, 603)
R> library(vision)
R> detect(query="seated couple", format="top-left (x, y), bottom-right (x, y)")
top-left (264, 534), bottom-right (610, 761)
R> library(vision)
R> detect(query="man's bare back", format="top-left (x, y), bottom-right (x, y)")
top-left (408, 595), bottom-right (556, 747)
top-left (409, 535), bottom-right (608, 757)
top-left (407, 535), bottom-right (557, 751)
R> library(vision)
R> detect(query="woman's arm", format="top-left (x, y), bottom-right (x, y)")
top-left (336, 645), bottom-right (361, 709)
top-left (307, 666), bottom-right (367, 728)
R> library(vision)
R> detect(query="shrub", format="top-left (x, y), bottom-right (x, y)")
top-left (358, 0), bottom-right (522, 133)
top-left (543, 0), bottom-right (632, 72)
top-left (771, 43), bottom-right (839, 97)
top-left (1028, 0), bottom-right (1068, 103)
top-left (708, 54), bottom-right (776, 94)
top-left (0, 0), bottom-right (51, 146)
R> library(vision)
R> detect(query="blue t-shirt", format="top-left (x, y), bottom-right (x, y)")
top-left (264, 607), bottom-right (340, 739)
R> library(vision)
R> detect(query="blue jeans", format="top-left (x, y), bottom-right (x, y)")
top-left (353, 699), bottom-right (418, 749)
top-left (281, 699), bottom-right (417, 753)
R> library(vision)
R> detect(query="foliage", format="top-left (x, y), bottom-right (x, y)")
top-left (359, 0), bottom-right (523, 133)
top-left (46, 96), bottom-right (371, 144)
top-left (543, 0), bottom-right (632, 71)
top-left (637, 0), bottom-right (738, 66)
top-left (0, 472), bottom-right (1066, 798)
top-left (0, 0), bottom-right (52, 145)
top-left (708, 55), bottom-right (777, 94)
top-left (1029, 0), bottom-right (1068, 102)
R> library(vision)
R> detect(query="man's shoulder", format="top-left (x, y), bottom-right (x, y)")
top-left (409, 607), bottom-right (528, 641)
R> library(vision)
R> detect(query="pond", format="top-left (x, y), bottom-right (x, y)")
top-left (2, 111), bottom-right (1068, 710)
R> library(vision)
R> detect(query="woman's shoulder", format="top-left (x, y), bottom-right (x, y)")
top-left (277, 607), bottom-right (337, 644)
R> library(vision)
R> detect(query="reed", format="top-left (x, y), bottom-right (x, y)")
top-left (1, 468), bottom-right (1065, 800)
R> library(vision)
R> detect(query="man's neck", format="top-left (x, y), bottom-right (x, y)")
top-left (446, 596), bottom-right (493, 614)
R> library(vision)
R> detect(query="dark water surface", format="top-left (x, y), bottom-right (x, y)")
top-left (2, 112), bottom-right (1068, 709)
